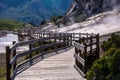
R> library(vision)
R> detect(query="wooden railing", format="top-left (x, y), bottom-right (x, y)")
top-left (73, 34), bottom-right (99, 77)
top-left (6, 33), bottom-right (72, 80)
top-left (6, 28), bottom-right (100, 80)
top-left (17, 28), bottom-right (96, 42)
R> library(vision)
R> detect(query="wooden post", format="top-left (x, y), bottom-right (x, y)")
top-left (17, 30), bottom-right (21, 42)
top-left (43, 30), bottom-right (45, 37)
top-left (37, 30), bottom-right (39, 39)
top-left (73, 33), bottom-right (75, 41)
top-left (90, 36), bottom-right (93, 55)
top-left (83, 36), bottom-right (87, 74)
top-left (83, 43), bottom-right (87, 74)
top-left (65, 33), bottom-right (67, 46)
top-left (63, 33), bottom-right (66, 46)
top-left (36, 30), bottom-right (38, 39)
top-left (54, 33), bottom-right (57, 49)
top-left (40, 30), bottom-right (41, 37)
top-left (67, 33), bottom-right (69, 46)
top-left (70, 33), bottom-right (72, 46)
top-left (79, 33), bottom-right (81, 44)
top-left (55, 33), bottom-right (56, 43)
top-left (46, 32), bottom-right (48, 37)
top-left (82, 37), bottom-right (85, 44)
top-left (38, 30), bottom-right (40, 39)
top-left (6, 46), bottom-right (11, 80)
top-left (75, 47), bottom-right (78, 66)
top-left (86, 33), bottom-right (88, 43)
top-left (49, 32), bottom-right (51, 43)
top-left (28, 30), bottom-right (31, 39)
top-left (29, 40), bottom-right (32, 66)
top-left (96, 34), bottom-right (100, 58)
top-left (59, 33), bottom-right (61, 43)
top-left (12, 41), bottom-right (17, 71)
top-left (39, 31), bottom-right (41, 38)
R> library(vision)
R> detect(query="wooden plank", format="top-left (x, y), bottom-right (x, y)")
top-left (10, 41), bottom-right (67, 66)
top-left (74, 54), bottom-right (85, 66)
top-left (15, 35), bottom-right (71, 47)
top-left (12, 41), bottom-right (17, 71)
top-left (6, 46), bottom-right (11, 80)
top-left (74, 64), bottom-right (86, 77)
top-left (15, 48), bottom-right (86, 80)
top-left (73, 42), bottom-right (85, 51)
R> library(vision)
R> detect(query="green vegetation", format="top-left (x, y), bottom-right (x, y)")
top-left (87, 34), bottom-right (120, 80)
top-left (0, 67), bottom-right (6, 80)
top-left (101, 34), bottom-right (120, 51)
top-left (0, 54), bottom-right (6, 80)
top-left (50, 15), bottom-right (62, 25)
top-left (0, 18), bottom-right (25, 30)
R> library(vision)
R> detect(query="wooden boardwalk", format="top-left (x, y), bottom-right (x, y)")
top-left (15, 47), bottom-right (86, 80)
top-left (6, 29), bottom-right (99, 80)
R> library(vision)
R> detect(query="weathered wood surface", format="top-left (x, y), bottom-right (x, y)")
top-left (73, 34), bottom-right (99, 76)
top-left (15, 47), bottom-right (86, 80)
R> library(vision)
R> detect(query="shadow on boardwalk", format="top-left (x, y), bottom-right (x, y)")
top-left (14, 46), bottom-right (75, 78)
top-left (15, 46), bottom-right (86, 80)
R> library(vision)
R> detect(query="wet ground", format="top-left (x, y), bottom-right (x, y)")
top-left (0, 34), bottom-right (18, 53)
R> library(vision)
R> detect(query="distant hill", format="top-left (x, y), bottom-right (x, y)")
top-left (0, 18), bottom-right (25, 30)
top-left (0, 0), bottom-right (72, 26)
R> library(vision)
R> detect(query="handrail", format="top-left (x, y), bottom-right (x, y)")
top-left (10, 41), bottom-right (67, 66)
top-left (73, 42), bottom-right (85, 51)
top-left (10, 35), bottom-right (71, 53)
top-left (74, 54), bottom-right (85, 66)
top-left (6, 32), bottom-right (72, 80)
top-left (73, 33), bottom-right (99, 77)
top-left (6, 27), bottom-right (99, 80)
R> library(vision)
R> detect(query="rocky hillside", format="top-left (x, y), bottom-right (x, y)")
top-left (61, 0), bottom-right (120, 25)
top-left (42, 0), bottom-right (120, 36)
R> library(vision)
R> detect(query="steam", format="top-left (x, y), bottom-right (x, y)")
top-left (55, 9), bottom-right (120, 36)
top-left (111, 0), bottom-right (117, 5)
top-left (111, 0), bottom-right (120, 10)
top-left (48, 0), bottom-right (120, 36)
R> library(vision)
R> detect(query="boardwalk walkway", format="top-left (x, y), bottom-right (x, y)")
top-left (15, 47), bottom-right (86, 80)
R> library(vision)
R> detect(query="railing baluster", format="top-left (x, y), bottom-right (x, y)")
top-left (70, 33), bottom-right (72, 46)
top-left (90, 36), bottom-right (93, 55)
top-left (54, 33), bottom-right (57, 49)
top-left (79, 33), bottom-right (81, 43)
top-left (29, 39), bottom-right (33, 66)
top-left (12, 41), bottom-right (16, 71)
top-left (83, 43), bottom-right (87, 74)
top-left (6, 46), bottom-right (11, 80)
top-left (96, 34), bottom-right (100, 58)
top-left (73, 33), bottom-right (75, 41)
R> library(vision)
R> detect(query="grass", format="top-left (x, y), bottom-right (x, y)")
top-left (0, 53), bottom-right (25, 80)
top-left (0, 54), bottom-right (6, 80)
top-left (0, 18), bottom-right (25, 30)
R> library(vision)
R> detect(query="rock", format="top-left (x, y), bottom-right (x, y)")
top-left (61, 0), bottom-right (118, 25)
top-left (0, 31), bottom-right (7, 37)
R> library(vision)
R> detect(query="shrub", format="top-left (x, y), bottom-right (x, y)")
top-left (101, 34), bottom-right (120, 51)
top-left (0, 67), bottom-right (6, 80)
top-left (108, 50), bottom-right (120, 80)
top-left (86, 56), bottom-right (110, 80)
top-left (50, 15), bottom-right (62, 25)
top-left (87, 34), bottom-right (120, 80)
